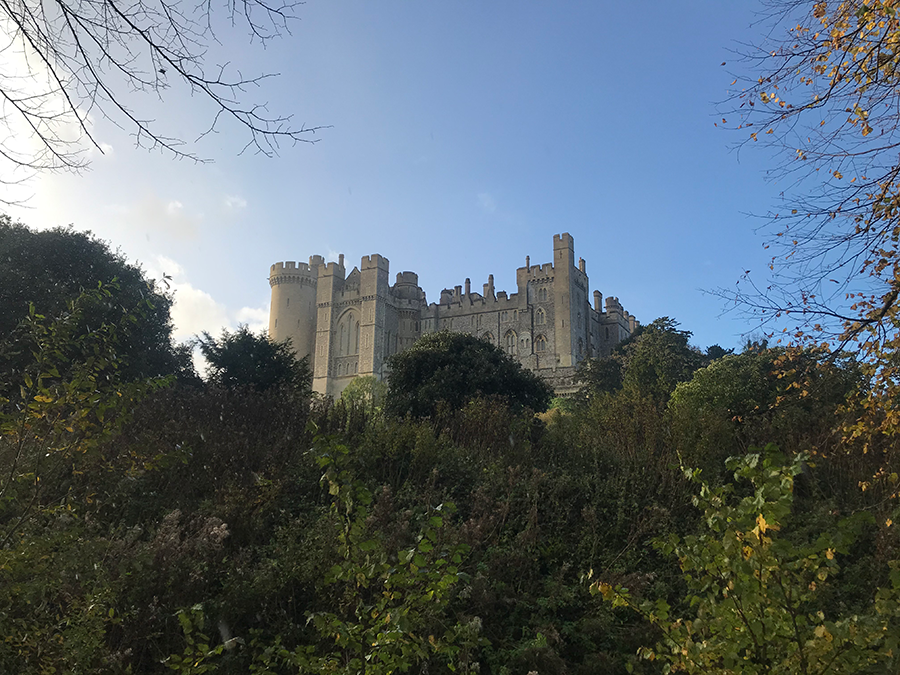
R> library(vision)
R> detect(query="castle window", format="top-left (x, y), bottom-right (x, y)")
top-left (577, 312), bottom-right (582, 328)
top-left (501, 311), bottom-right (508, 322)
top-left (286, 297), bottom-right (290, 306)
top-left (522, 336), bottom-right (530, 351)
top-left (538, 287), bottom-right (548, 302)
top-left (337, 311), bottom-right (360, 357)
top-left (504, 330), bottom-right (517, 355)
top-left (535, 308), bottom-right (545, 325)
top-left (535, 335), bottom-right (547, 352)
top-left (482, 332), bottom-right (494, 343)
top-left (476, 315), bottom-right (482, 327)
top-left (512, 310), bottom-right (517, 320)
top-left (578, 338), bottom-right (584, 356)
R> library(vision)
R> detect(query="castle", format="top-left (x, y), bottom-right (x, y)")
top-left (268, 233), bottom-right (636, 397)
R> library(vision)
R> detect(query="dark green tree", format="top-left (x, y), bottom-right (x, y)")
top-left (669, 347), bottom-right (863, 479)
top-left (573, 355), bottom-right (623, 398)
top-left (384, 331), bottom-right (552, 419)
top-left (196, 325), bottom-right (311, 393)
top-left (0, 216), bottom-right (189, 381)
top-left (618, 317), bottom-right (705, 404)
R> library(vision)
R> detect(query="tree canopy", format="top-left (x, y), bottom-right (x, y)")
top-left (0, 216), bottom-right (189, 381)
top-left (196, 325), bottom-right (311, 393)
top-left (384, 331), bottom-right (553, 419)
top-left (576, 317), bottom-right (706, 404)
top-left (726, 0), bottom-right (900, 440)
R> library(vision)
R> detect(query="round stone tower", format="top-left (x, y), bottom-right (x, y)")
top-left (268, 255), bottom-right (324, 361)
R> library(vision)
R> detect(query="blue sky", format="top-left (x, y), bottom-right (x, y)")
top-left (5, 1), bottom-right (785, 352)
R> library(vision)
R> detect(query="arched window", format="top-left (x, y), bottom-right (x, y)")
top-left (521, 336), bottom-right (530, 351)
top-left (482, 332), bottom-right (494, 343)
top-left (535, 308), bottom-right (546, 325)
top-left (578, 338), bottom-right (584, 356)
top-left (336, 311), bottom-right (360, 356)
top-left (504, 330), bottom-right (517, 355)
top-left (501, 310), bottom-right (508, 322)
top-left (538, 287), bottom-right (548, 302)
top-left (535, 335), bottom-right (547, 352)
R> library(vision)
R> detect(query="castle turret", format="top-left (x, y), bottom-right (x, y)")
top-left (312, 256), bottom-right (347, 395)
top-left (268, 255), bottom-right (323, 361)
top-left (552, 233), bottom-right (577, 367)
top-left (359, 254), bottom-right (391, 381)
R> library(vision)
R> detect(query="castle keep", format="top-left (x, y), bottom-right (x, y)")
top-left (268, 233), bottom-right (636, 397)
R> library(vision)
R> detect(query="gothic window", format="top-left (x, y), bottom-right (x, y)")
top-left (482, 332), bottom-right (494, 343)
top-left (538, 287), bottom-right (548, 302)
top-left (512, 310), bottom-right (517, 320)
top-left (476, 315), bottom-right (482, 327)
top-left (535, 335), bottom-right (547, 352)
top-left (504, 330), bottom-right (517, 355)
top-left (336, 311), bottom-right (360, 357)
top-left (535, 308), bottom-right (545, 325)
top-left (521, 336), bottom-right (530, 351)
top-left (501, 310), bottom-right (508, 322)
top-left (578, 338), bottom-right (584, 356)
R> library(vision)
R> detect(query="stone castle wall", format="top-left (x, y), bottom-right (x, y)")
top-left (269, 233), bottom-right (637, 398)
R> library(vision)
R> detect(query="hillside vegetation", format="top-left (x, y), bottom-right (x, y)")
top-left (2, 228), bottom-right (898, 673)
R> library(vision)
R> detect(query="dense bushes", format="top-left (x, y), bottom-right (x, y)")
top-left (3, 299), bottom-right (899, 673)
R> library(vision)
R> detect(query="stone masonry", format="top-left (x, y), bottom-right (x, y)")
top-left (268, 233), bottom-right (637, 398)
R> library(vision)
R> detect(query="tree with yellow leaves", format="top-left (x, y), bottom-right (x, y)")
top-left (724, 2), bottom-right (900, 453)
top-left (592, 447), bottom-right (900, 674)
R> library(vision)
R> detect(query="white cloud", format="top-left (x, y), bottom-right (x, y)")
top-left (225, 194), bottom-right (247, 209)
top-left (169, 283), bottom-right (230, 342)
top-left (148, 254), bottom-right (186, 281)
top-left (236, 305), bottom-right (269, 333)
top-left (477, 192), bottom-right (497, 214)
top-left (147, 254), bottom-right (269, 343)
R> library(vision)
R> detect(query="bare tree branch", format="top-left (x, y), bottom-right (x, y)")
top-left (0, 0), bottom-right (325, 201)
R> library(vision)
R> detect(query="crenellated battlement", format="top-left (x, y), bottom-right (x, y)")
top-left (269, 259), bottom-right (322, 287)
top-left (395, 271), bottom-right (418, 285)
top-left (361, 254), bottom-right (389, 271)
top-left (553, 232), bottom-right (574, 250)
top-left (520, 262), bottom-right (555, 277)
top-left (270, 260), bottom-right (314, 276)
top-left (321, 261), bottom-right (346, 278)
